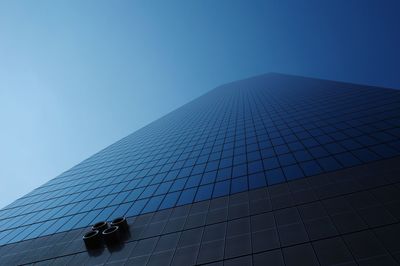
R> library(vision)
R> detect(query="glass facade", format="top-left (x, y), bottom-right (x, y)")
top-left (0, 73), bottom-right (399, 256)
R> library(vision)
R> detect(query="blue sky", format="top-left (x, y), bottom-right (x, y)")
top-left (0, 0), bottom-right (399, 208)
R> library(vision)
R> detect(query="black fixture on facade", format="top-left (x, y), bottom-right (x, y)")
top-left (111, 217), bottom-right (129, 232)
top-left (91, 221), bottom-right (109, 232)
top-left (82, 230), bottom-right (102, 249)
top-left (83, 217), bottom-right (129, 250)
top-left (102, 226), bottom-right (120, 246)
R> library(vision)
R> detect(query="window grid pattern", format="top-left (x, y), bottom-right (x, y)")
top-left (0, 73), bottom-right (399, 246)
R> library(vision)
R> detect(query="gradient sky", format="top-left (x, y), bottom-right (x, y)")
top-left (0, 0), bottom-right (400, 208)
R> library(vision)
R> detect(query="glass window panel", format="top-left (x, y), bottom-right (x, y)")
top-left (170, 178), bottom-right (187, 192)
top-left (177, 188), bottom-right (197, 206)
top-left (110, 202), bottom-right (132, 219)
top-left (299, 160), bottom-right (323, 176)
top-left (232, 164), bottom-right (247, 178)
top-left (159, 192), bottom-right (180, 209)
top-left (231, 176), bottom-right (248, 193)
top-left (248, 172), bottom-right (267, 189)
top-left (213, 180), bottom-right (230, 198)
top-left (142, 195), bottom-right (164, 213)
top-left (194, 184), bottom-right (213, 202)
top-left (266, 169), bottom-right (285, 185)
top-left (126, 199), bottom-right (148, 217)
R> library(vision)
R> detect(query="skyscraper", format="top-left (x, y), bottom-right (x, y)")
top-left (0, 73), bottom-right (399, 265)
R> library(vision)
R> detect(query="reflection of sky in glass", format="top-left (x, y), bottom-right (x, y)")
top-left (0, 73), bottom-right (399, 245)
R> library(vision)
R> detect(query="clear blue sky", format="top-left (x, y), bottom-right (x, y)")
top-left (1, 0), bottom-right (399, 208)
